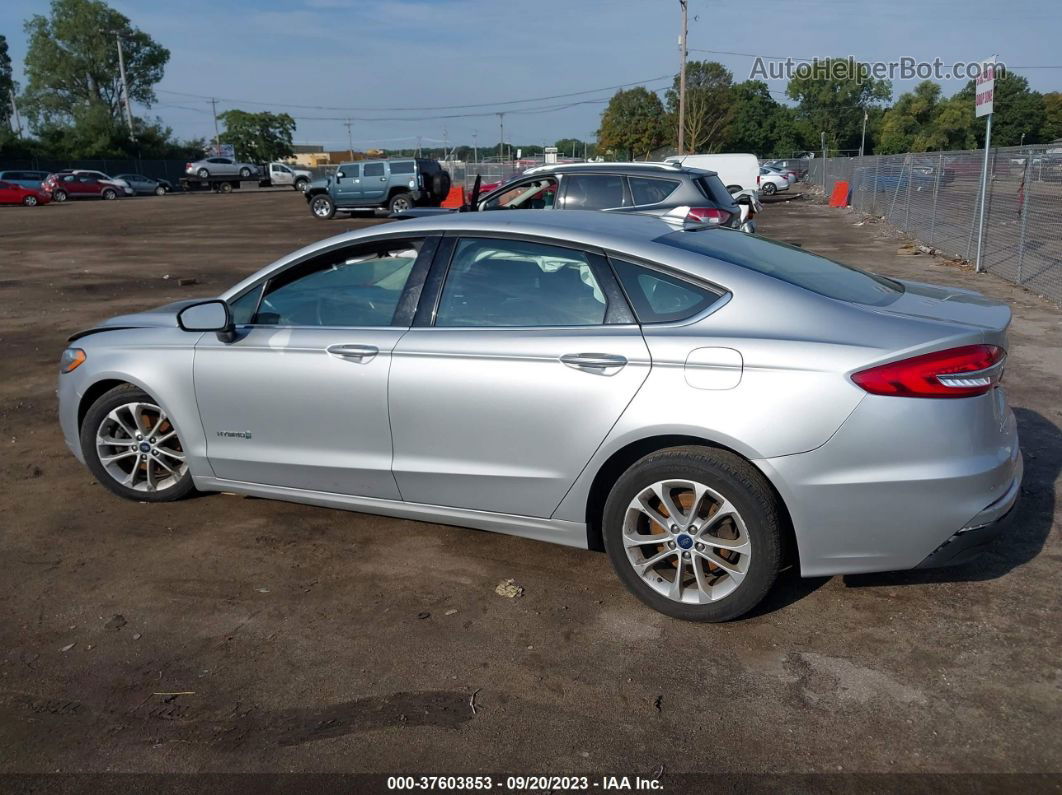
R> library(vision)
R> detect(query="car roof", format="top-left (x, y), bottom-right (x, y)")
top-left (523, 162), bottom-right (717, 178)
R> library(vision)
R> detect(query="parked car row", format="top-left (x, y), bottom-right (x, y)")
top-left (0, 168), bottom-right (175, 207)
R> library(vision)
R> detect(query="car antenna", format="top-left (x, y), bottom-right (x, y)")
top-left (461, 174), bottom-right (482, 212)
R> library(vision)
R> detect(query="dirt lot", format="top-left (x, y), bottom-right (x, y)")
top-left (0, 191), bottom-right (1059, 784)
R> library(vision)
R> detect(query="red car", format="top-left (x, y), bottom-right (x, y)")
top-left (43, 172), bottom-right (121, 202)
top-left (0, 180), bottom-right (51, 207)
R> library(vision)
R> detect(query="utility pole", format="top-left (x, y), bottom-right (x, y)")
top-left (677, 0), bottom-right (688, 155)
top-left (210, 97), bottom-right (221, 149)
top-left (115, 33), bottom-right (136, 141)
top-left (8, 88), bottom-right (22, 138)
top-left (472, 130), bottom-right (478, 165)
top-left (443, 125), bottom-right (449, 162)
top-left (498, 112), bottom-right (505, 162)
top-left (859, 110), bottom-right (868, 158)
top-left (344, 118), bottom-right (354, 160)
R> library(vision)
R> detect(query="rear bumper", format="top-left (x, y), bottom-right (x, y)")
top-left (757, 389), bottom-right (1022, 576)
top-left (916, 452), bottom-right (1022, 568)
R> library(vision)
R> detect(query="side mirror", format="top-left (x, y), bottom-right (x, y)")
top-left (336, 171), bottom-right (345, 178)
top-left (177, 299), bottom-right (235, 342)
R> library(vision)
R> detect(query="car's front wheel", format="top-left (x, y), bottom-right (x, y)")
top-left (602, 447), bottom-right (782, 622)
top-left (309, 193), bottom-right (336, 219)
top-left (101, 188), bottom-right (118, 200)
top-left (22, 195), bottom-right (38, 206)
top-left (239, 167), bottom-right (252, 178)
top-left (154, 185), bottom-right (166, 196)
top-left (80, 384), bottom-right (195, 502)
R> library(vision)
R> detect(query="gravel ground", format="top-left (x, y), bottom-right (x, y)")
top-left (0, 191), bottom-right (1058, 787)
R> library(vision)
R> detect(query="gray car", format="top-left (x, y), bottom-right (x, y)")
top-left (56, 211), bottom-right (1021, 621)
top-left (184, 157), bottom-right (258, 179)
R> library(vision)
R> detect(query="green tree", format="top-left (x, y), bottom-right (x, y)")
top-left (554, 138), bottom-right (586, 157)
top-left (21, 0), bottom-right (169, 133)
top-left (597, 87), bottom-right (665, 160)
top-left (218, 110), bottom-right (296, 162)
top-left (878, 81), bottom-right (944, 154)
top-left (0, 34), bottom-right (13, 131)
top-left (786, 58), bottom-right (891, 153)
top-left (723, 80), bottom-right (795, 155)
top-left (665, 61), bottom-right (734, 153)
top-left (1044, 92), bottom-right (1062, 142)
top-left (953, 71), bottom-right (1044, 147)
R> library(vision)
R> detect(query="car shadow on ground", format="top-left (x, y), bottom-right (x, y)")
top-left (842, 407), bottom-right (1059, 589)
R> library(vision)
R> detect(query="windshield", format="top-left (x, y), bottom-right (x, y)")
top-left (657, 229), bottom-right (904, 306)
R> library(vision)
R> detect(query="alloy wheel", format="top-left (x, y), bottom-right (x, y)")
top-left (95, 401), bottom-right (187, 493)
top-left (622, 479), bottom-right (751, 604)
top-left (312, 197), bottom-right (332, 217)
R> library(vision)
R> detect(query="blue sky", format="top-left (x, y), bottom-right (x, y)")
top-left (3, 0), bottom-right (1060, 150)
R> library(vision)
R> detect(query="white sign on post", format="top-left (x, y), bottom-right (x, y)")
top-left (975, 57), bottom-right (996, 118)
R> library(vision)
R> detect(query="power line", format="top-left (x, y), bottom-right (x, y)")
top-left (154, 74), bottom-right (673, 114)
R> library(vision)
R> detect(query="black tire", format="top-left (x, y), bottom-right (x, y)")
top-left (154, 185), bottom-right (166, 196)
top-left (239, 167), bottom-right (252, 178)
top-left (294, 178), bottom-right (309, 192)
top-left (388, 192), bottom-right (415, 213)
top-left (218, 181), bottom-right (233, 194)
top-left (53, 189), bottom-right (68, 202)
top-left (430, 170), bottom-right (451, 201)
top-left (80, 384), bottom-right (195, 503)
top-left (101, 188), bottom-right (118, 200)
top-left (761, 182), bottom-right (777, 196)
top-left (309, 193), bottom-right (336, 219)
top-left (197, 168), bottom-right (209, 178)
top-left (22, 194), bottom-right (38, 206)
top-left (602, 446), bottom-right (783, 622)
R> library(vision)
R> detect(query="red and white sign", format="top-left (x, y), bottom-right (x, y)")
top-left (975, 57), bottom-right (996, 118)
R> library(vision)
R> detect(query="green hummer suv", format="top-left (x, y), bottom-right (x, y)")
top-left (305, 158), bottom-right (452, 219)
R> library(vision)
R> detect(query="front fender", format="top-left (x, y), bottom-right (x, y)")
top-left (58, 328), bottom-right (212, 477)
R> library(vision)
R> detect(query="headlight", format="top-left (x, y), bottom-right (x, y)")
top-left (59, 348), bottom-right (86, 373)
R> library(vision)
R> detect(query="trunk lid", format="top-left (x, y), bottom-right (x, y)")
top-left (872, 279), bottom-right (1011, 344)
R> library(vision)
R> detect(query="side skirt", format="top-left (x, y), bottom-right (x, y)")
top-left (193, 476), bottom-right (589, 549)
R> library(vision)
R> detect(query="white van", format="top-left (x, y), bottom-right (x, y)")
top-left (665, 153), bottom-right (759, 194)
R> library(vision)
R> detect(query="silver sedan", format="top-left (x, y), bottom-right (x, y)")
top-left (184, 157), bottom-right (258, 179)
top-left (56, 211), bottom-right (1021, 621)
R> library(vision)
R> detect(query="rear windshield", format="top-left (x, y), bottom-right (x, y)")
top-left (697, 175), bottom-right (738, 209)
top-left (657, 229), bottom-right (904, 306)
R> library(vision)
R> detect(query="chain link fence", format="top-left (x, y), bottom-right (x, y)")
top-left (807, 145), bottom-right (1062, 304)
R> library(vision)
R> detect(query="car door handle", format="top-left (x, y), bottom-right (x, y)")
top-left (327, 343), bottom-right (379, 362)
top-left (560, 353), bottom-right (628, 371)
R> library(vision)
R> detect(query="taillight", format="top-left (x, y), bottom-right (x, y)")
top-left (686, 207), bottom-right (732, 225)
top-left (757, 174), bottom-right (761, 185)
top-left (851, 345), bottom-right (1005, 398)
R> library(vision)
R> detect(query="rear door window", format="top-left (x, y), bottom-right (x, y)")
top-left (562, 174), bottom-right (629, 209)
top-left (436, 238), bottom-right (607, 327)
top-left (363, 163), bottom-right (385, 177)
top-left (629, 177), bottom-right (680, 205)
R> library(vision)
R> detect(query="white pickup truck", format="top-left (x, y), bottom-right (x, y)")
top-left (264, 161), bottom-right (313, 191)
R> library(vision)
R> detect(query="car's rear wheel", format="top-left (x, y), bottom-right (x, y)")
top-left (294, 178), bottom-right (309, 192)
top-left (53, 189), bottom-right (67, 202)
top-left (154, 185), bottom-right (166, 196)
top-left (761, 182), bottom-right (777, 195)
top-left (197, 168), bottom-right (209, 178)
top-left (101, 188), bottom-right (118, 200)
top-left (80, 385), bottom-right (195, 503)
top-left (22, 195), bottom-right (38, 206)
top-left (310, 194), bottom-right (336, 219)
top-left (602, 447), bottom-right (782, 622)
top-left (239, 167), bottom-right (251, 178)
top-left (388, 192), bottom-right (414, 213)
